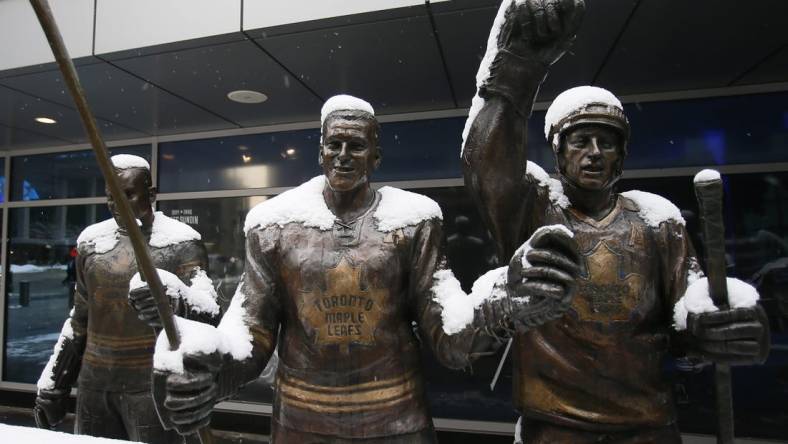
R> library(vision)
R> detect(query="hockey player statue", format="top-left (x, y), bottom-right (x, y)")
top-left (34, 155), bottom-right (219, 443)
top-left (136, 94), bottom-right (581, 443)
top-left (462, 1), bottom-right (770, 442)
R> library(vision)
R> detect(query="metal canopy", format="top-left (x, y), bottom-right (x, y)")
top-left (0, 0), bottom-right (786, 150)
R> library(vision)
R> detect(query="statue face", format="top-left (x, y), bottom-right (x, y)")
top-left (319, 115), bottom-right (381, 192)
top-left (558, 124), bottom-right (623, 191)
top-left (106, 168), bottom-right (155, 229)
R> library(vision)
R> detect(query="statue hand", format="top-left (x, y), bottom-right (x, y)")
top-left (507, 226), bottom-right (580, 331)
top-left (129, 284), bottom-right (163, 329)
top-left (160, 352), bottom-right (222, 435)
top-left (687, 305), bottom-right (770, 365)
top-left (34, 388), bottom-right (69, 428)
top-left (498, 0), bottom-right (585, 66)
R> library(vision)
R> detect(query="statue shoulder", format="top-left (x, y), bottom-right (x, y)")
top-left (619, 190), bottom-right (685, 229)
top-left (374, 186), bottom-right (442, 232)
top-left (76, 218), bottom-right (119, 255)
top-left (525, 161), bottom-right (570, 209)
top-left (149, 212), bottom-right (202, 249)
top-left (244, 176), bottom-right (335, 234)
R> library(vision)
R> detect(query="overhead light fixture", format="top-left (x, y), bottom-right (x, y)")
top-left (227, 90), bottom-right (268, 104)
top-left (35, 117), bottom-right (57, 124)
top-left (242, 154), bottom-right (253, 164)
top-left (285, 148), bottom-right (296, 156)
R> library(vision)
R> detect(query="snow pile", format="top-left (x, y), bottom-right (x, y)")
top-left (461, 0), bottom-right (520, 155)
top-left (37, 310), bottom-right (75, 391)
top-left (320, 94), bottom-right (375, 126)
top-left (77, 212), bottom-right (200, 254)
top-left (544, 86), bottom-right (623, 140)
top-left (0, 423), bottom-right (133, 443)
top-left (217, 282), bottom-right (255, 361)
top-left (514, 416), bottom-right (523, 444)
top-left (10, 263), bottom-right (67, 273)
top-left (374, 186), bottom-right (443, 232)
top-left (621, 190), bottom-right (685, 228)
top-left (154, 316), bottom-right (223, 374)
top-left (673, 277), bottom-right (760, 330)
top-left (129, 268), bottom-right (219, 316)
top-left (149, 212), bottom-right (201, 248)
top-left (694, 169), bottom-right (721, 184)
top-left (432, 267), bottom-right (507, 335)
top-left (154, 281), bottom-right (255, 373)
top-left (244, 176), bottom-right (336, 234)
top-left (111, 154), bottom-right (150, 170)
top-left (526, 161), bottom-right (570, 208)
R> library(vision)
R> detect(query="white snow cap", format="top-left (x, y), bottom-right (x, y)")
top-left (77, 212), bottom-right (201, 254)
top-left (217, 282), bottom-right (255, 361)
top-left (320, 94), bottom-right (375, 126)
top-left (111, 154), bottom-right (150, 170)
top-left (621, 190), bottom-right (685, 228)
top-left (526, 161), bottom-right (570, 209)
top-left (673, 277), bottom-right (760, 330)
top-left (694, 169), bottom-right (721, 184)
top-left (244, 176), bottom-right (442, 234)
top-left (433, 267), bottom-right (508, 335)
top-left (544, 86), bottom-right (623, 140)
top-left (129, 268), bottom-right (219, 316)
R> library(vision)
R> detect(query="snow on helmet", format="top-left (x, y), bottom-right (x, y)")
top-left (544, 86), bottom-right (630, 154)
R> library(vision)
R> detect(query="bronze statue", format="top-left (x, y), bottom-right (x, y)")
top-left (140, 95), bottom-right (580, 443)
top-left (462, 1), bottom-right (770, 442)
top-left (34, 155), bottom-right (218, 443)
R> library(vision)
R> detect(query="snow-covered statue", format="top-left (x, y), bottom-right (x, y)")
top-left (34, 155), bottom-right (219, 443)
top-left (462, 1), bottom-right (770, 442)
top-left (144, 94), bottom-right (580, 443)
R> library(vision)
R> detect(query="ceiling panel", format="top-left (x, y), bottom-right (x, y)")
top-left (257, 15), bottom-right (455, 115)
top-left (0, 85), bottom-right (146, 145)
top-left (0, 122), bottom-right (70, 150)
top-left (434, 0), bottom-right (638, 107)
top-left (733, 45), bottom-right (788, 86)
top-left (0, 62), bottom-right (237, 135)
top-left (595, 0), bottom-right (788, 95)
top-left (111, 40), bottom-right (322, 127)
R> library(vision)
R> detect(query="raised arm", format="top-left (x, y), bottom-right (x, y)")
top-left (462, 0), bottom-right (584, 260)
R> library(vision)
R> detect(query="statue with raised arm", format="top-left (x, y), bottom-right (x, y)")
top-left (34, 155), bottom-right (219, 443)
top-left (143, 94), bottom-right (580, 443)
top-left (462, 1), bottom-right (770, 442)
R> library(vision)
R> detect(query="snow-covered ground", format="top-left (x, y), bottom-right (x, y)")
top-left (0, 424), bottom-right (132, 443)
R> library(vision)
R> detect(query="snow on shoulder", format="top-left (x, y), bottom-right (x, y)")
top-left (244, 176), bottom-right (336, 234)
top-left (320, 94), bottom-right (375, 126)
top-left (111, 154), bottom-right (150, 170)
top-left (694, 169), bottom-right (721, 184)
top-left (526, 161), bottom-right (569, 208)
top-left (673, 277), bottom-right (760, 330)
top-left (620, 190), bottom-right (685, 228)
top-left (77, 212), bottom-right (200, 254)
top-left (544, 86), bottom-right (623, 141)
top-left (374, 186), bottom-right (442, 232)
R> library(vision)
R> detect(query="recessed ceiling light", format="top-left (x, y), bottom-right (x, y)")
top-left (285, 148), bottom-right (296, 156)
top-left (35, 117), bottom-right (57, 124)
top-left (227, 90), bottom-right (268, 104)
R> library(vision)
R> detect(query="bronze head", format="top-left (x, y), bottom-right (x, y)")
top-left (106, 155), bottom-right (156, 230)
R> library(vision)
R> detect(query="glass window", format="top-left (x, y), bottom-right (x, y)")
top-left (10, 145), bottom-right (151, 201)
top-left (158, 197), bottom-right (274, 404)
top-left (157, 131), bottom-right (322, 193)
top-left (3, 204), bottom-right (110, 383)
top-left (0, 157), bottom-right (6, 203)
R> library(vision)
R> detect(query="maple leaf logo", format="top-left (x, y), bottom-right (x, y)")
top-left (573, 240), bottom-right (644, 323)
top-left (298, 257), bottom-right (388, 354)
